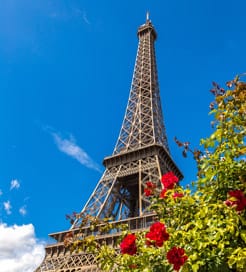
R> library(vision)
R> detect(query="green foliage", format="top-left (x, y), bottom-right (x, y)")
top-left (66, 76), bottom-right (246, 271)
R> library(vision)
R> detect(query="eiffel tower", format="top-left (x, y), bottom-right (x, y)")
top-left (36, 14), bottom-right (183, 272)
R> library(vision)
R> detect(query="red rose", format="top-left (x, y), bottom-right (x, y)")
top-left (167, 247), bottom-right (188, 271)
top-left (120, 234), bottom-right (137, 255)
top-left (144, 188), bottom-right (153, 197)
top-left (225, 190), bottom-right (246, 212)
top-left (160, 189), bottom-right (167, 199)
top-left (145, 222), bottom-right (169, 247)
top-left (146, 181), bottom-right (156, 188)
top-left (161, 172), bottom-right (179, 190)
top-left (144, 181), bottom-right (156, 196)
top-left (173, 192), bottom-right (184, 198)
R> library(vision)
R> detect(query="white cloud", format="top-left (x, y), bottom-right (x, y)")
top-left (3, 201), bottom-right (12, 215)
top-left (52, 132), bottom-right (101, 172)
top-left (10, 179), bottom-right (20, 190)
top-left (0, 223), bottom-right (45, 272)
top-left (82, 10), bottom-right (90, 25)
top-left (19, 206), bottom-right (27, 216)
top-left (47, 4), bottom-right (91, 25)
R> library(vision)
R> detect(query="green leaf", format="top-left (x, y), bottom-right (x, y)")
top-left (191, 263), bottom-right (199, 272)
top-left (240, 230), bottom-right (246, 243)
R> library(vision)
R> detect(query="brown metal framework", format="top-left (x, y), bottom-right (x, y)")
top-left (36, 16), bottom-right (183, 272)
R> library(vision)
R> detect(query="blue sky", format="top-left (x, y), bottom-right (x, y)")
top-left (0, 0), bottom-right (245, 270)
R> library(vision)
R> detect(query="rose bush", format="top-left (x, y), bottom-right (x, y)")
top-left (66, 76), bottom-right (246, 271)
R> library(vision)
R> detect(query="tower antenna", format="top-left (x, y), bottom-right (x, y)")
top-left (146, 11), bottom-right (150, 22)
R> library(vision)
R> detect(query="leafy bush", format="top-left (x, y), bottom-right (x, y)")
top-left (66, 76), bottom-right (246, 271)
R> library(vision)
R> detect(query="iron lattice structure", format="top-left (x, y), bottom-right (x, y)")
top-left (36, 16), bottom-right (183, 272)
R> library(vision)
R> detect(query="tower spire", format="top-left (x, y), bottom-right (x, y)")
top-left (146, 11), bottom-right (150, 22)
top-left (113, 16), bottom-right (164, 155)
